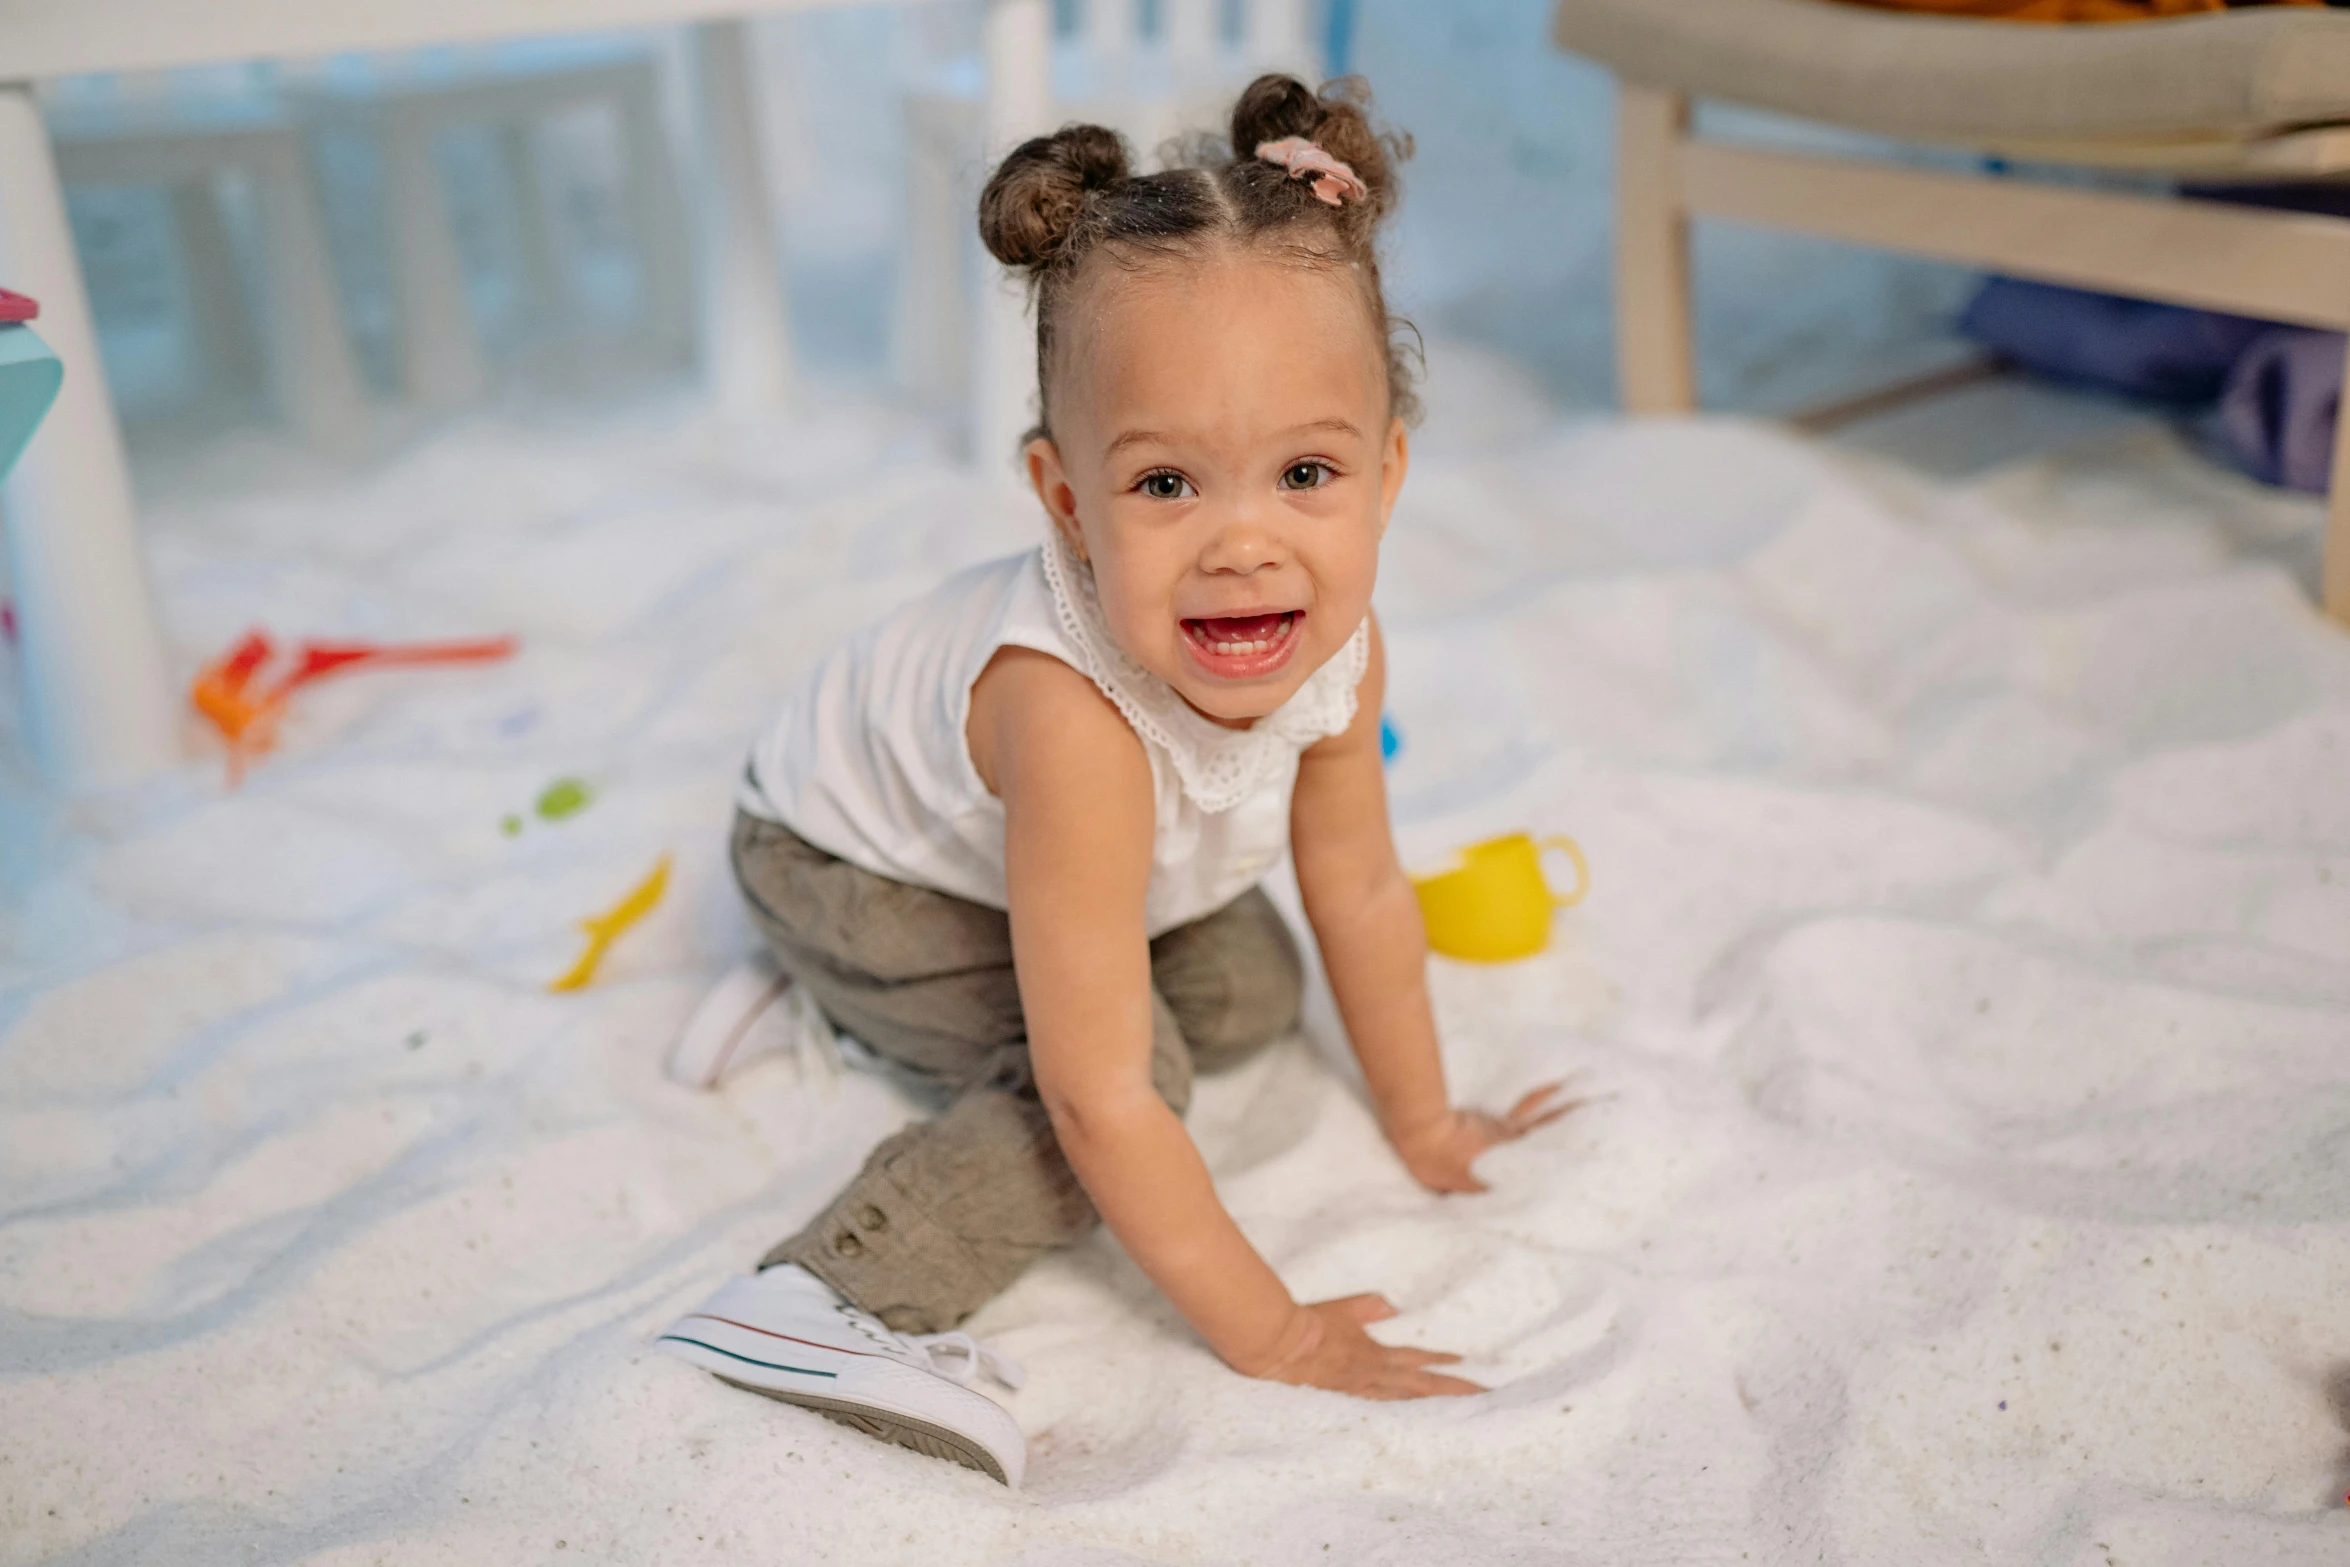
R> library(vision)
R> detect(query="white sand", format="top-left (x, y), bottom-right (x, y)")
top-left (4, 347), bottom-right (2348, 1565)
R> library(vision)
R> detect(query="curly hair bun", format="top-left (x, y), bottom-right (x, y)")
top-left (978, 123), bottom-right (1131, 271)
top-left (1229, 74), bottom-right (1407, 222)
top-left (973, 76), bottom-right (1420, 443)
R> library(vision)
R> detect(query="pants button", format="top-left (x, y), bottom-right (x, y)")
top-left (831, 1231), bottom-right (864, 1257)
top-left (857, 1206), bottom-right (888, 1232)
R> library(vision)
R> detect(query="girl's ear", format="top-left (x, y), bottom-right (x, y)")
top-left (1376, 416), bottom-right (1410, 538)
top-left (1025, 436), bottom-right (1089, 559)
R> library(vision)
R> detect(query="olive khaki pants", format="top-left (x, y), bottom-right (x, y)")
top-left (732, 811), bottom-right (1303, 1334)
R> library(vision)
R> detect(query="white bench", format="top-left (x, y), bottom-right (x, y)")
top-left (48, 92), bottom-right (375, 454)
top-left (0, 0), bottom-right (1061, 788)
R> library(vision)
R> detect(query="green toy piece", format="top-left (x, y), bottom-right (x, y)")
top-left (535, 778), bottom-right (594, 822)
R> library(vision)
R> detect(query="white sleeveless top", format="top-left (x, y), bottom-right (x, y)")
top-left (739, 535), bottom-right (1370, 937)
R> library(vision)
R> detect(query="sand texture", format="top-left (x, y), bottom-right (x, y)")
top-left (4, 351), bottom-right (2347, 1565)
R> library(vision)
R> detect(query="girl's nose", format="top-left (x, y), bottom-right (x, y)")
top-left (1197, 515), bottom-right (1287, 576)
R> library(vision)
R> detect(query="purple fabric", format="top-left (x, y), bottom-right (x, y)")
top-left (2184, 181), bottom-right (2350, 223)
top-left (1959, 274), bottom-right (2344, 494)
top-left (2215, 327), bottom-right (2344, 495)
top-left (1959, 279), bottom-right (2268, 403)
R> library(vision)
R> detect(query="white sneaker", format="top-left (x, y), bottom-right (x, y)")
top-left (666, 957), bottom-right (835, 1090)
top-left (656, 1264), bottom-right (1028, 1487)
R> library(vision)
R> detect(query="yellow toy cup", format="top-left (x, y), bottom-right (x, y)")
top-left (1411, 832), bottom-right (1590, 963)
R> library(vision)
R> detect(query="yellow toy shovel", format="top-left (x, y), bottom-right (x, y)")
top-left (550, 854), bottom-right (672, 991)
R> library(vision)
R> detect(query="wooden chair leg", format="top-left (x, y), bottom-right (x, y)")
top-left (2327, 331), bottom-right (2350, 626)
top-left (1616, 81), bottom-right (1695, 416)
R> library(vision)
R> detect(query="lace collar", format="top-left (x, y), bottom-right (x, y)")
top-left (1038, 533), bottom-right (1370, 814)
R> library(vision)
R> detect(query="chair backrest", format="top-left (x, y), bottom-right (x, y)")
top-left (1551, 0), bottom-right (2350, 145)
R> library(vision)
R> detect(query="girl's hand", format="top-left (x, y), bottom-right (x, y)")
top-left (1252, 1295), bottom-right (1482, 1400)
top-left (1388, 1082), bottom-right (1580, 1194)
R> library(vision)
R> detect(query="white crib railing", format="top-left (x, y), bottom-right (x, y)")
top-left (904, 0), bottom-right (1323, 468)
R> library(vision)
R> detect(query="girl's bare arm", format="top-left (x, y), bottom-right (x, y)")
top-left (1290, 621), bottom-right (1575, 1192)
top-left (972, 645), bottom-right (1473, 1397)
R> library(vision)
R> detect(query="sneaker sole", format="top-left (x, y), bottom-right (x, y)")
top-left (713, 1375), bottom-right (1010, 1485)
top-left (658, 1320), bottom-right (1023, 1486)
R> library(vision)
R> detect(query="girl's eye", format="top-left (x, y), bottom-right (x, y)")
top-left (1281, 461), bottom-right (1333, 491)
top-left (1139, 471), bottom-right (1192, 500)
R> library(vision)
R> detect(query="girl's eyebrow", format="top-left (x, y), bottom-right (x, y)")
top-left (1105, 429), bottom-right (1173, 457)
top-left (1284, 417), bottom-right (1364, 444)
top-left (1105, 417), bottom-right (1362, 458)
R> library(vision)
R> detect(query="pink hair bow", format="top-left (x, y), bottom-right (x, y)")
top-left (1255, 137), bottom-right (1368, 208)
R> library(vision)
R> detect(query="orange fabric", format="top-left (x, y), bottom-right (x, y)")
top-left (1834, 0), bottom-right (2320, 20)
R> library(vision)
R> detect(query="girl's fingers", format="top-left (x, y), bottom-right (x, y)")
top-left (1333, 1293), bottom-right (1398, 1325)
top-left (1388, 1346), bottom-right (1463, 1368)
top-left (1510, 1099), bottom-right (1583, 1135)
top-left (1507, 1082), bottom-right (1572, 1118)
top-left (1395, 1369), bottom-right (1484, 1398)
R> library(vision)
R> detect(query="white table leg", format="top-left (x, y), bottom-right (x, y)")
top-left (893, 95), bottom-right (973, 407)
top-left (0, 83), bottom-right (177, 785)
top-left (617, 66), bottom-right (695, 362)
top-left (172, 178), bottom-right (268, 399)
top-left (976, 0), bottom-right (1051, 474)
top-left (693, 18), bottom-right (793, 412)
top-left (385, 106), bottom-right (490, 410)
top-left (253, 137), bottom-right (373, 452)
top-left (500, 120), bottom-right (570, 339)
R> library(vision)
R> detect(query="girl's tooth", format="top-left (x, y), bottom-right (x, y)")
top-left (1198, 625), bottom-right (1297, 659)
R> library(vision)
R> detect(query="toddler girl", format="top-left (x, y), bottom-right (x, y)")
top-left (659, 75), bottom-right (1571, 1487)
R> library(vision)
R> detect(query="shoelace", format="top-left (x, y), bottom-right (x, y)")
top-left (909, 1330), bottom-right (1027, 1392)
top-left (832, 1301), bottom-right (1026, 1391)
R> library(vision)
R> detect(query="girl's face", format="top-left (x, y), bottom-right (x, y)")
top-left (1025, 249), bottom-right (1407, 729)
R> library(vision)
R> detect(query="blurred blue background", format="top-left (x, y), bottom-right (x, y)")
top-left (46, 0), bottom-right (1979, 456)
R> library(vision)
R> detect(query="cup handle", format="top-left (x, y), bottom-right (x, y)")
top-left (1540, 836), bottom-right (1590, 909)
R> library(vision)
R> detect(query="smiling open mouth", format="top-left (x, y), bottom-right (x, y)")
top-left (1179, 611), bottom-right (1303, 679)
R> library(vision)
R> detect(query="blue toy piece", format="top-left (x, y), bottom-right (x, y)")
top-left (1379, 714), bottom-right (1401, 764)
top-left (0, 314), bottom-right (64, 483)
